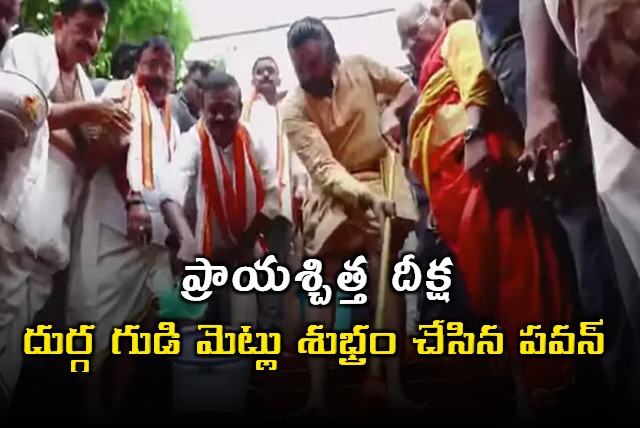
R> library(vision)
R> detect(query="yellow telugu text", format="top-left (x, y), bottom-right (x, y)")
top-left (23, 320), bottom-right (605, 373)
top-left (412, 320), bottom-right (604, 356)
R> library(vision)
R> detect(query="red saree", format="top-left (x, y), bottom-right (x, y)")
top-left (409, 20), bottom-right (574, 406)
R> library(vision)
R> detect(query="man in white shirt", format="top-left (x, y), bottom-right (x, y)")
top-left (0, 0), bottom-right (132, 415)
top-left (66, 36), bottom-right (179, 420)
top-left (242, 56), bottom-right (308, 332)
top-left (161, 70), bottom-right (280, 329)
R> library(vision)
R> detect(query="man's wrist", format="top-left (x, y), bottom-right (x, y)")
top-left (528, 88), bottom-right (556, 111)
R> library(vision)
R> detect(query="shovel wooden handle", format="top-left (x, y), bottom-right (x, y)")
top-left (370, 150), bottom-right (397, 377)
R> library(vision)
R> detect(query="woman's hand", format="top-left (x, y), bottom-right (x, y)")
top-left (464, 135), bottom-right (493, 182)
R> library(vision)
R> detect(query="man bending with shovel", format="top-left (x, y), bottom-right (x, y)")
top-left (280, 17), bottom-right (419, 414)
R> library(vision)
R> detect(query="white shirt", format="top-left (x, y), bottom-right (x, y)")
top-left (95, 79), bottom-right (180, 246)
top-left (160, 123), bottom-right (279, 252)
top-left (0, 33), bottom-right (93, 269)
top-left (244, 94), bottom-right (309, 223)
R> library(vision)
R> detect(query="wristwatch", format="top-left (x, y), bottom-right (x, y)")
top-left (125, 191), bottom-right (145, 210)
top-left (463, 125), bottom-right (483, 143)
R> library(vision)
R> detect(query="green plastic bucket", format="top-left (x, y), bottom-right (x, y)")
top-left (298, 289), bottom-right (352, 331)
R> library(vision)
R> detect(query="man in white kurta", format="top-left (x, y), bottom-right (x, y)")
top-left (0, 0), bottom-right (115, 411)
top-left (242, 56), bottom-right (309, 331)
top-left (161, 71), bottom-right (280, 329)
top-left (66, 39), bottom-right (178, 376)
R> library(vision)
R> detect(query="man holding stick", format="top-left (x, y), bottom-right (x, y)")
top-left (281, 17), bottom-right (418, 413)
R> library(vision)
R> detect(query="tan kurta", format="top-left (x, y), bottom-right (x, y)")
top-left (280, 55), bottom-right (418, 257)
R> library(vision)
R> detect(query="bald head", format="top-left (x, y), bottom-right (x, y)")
top-left (397, 0), bottom-right (473, 27)
top-left (396, 1), bottom-right (428, 22)
top-left (395, 1), bottom-right (444, 71)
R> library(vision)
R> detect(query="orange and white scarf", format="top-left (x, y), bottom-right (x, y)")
top-left (113, 78), bottom-right (173, 200)
top-left (242, 91), bottom-right (288, 210)
top-left (197, 120), bottom-right (266, 257)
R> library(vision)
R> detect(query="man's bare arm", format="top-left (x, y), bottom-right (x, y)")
top-left (520, 0), bottom-right (557, 109)
top-left (161, 200), bottom-right (196, 245)
top-left (47, 101), bottom-right (100, 131)
top-left (387, 80), bottom-right (417, 119)
top-left (518, 0), bottom-right (572, 182)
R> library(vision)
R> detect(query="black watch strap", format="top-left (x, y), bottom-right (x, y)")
top-left (464, 125), bottom-right (482, 143)
top-left (125, 196), bottom-right (145, 210)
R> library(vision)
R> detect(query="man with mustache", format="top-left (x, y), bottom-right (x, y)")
top-left (242, 55), bottom-right (309, 335)
top-left (280, 17), bottom-right (418, 413)
top-left (160, 70), bottom-right (280, 329)
top-left (65, 36), bottom-right (179, 421)
top-left (0, 0), bottom-right (132, 416)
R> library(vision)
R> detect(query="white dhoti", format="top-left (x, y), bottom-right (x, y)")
top-left (0, 136), bottom-right (81, 404)
top-left (583, 85), bottom-right (640, 308)
top-left (0, 249), bottom-right (56, 400)
top-left (66, 172), bottom-right (173, 370)
top-left (0, 32), bottom-right (93, 403)
top-left (66, 78), bottom-right (180, 369)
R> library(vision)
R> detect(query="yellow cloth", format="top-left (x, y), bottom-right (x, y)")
top-left (408, 20), bottom-right (494, 194)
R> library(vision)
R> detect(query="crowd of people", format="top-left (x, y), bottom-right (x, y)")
top-left (1, 0), bottom-right (640, 425)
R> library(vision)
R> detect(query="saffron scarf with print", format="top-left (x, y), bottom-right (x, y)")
top-left (197, 120), bottom-right (265, 257)
top-left (242, 91), bottom-right (287, 209)
top-left (112, 78), bottom-right (173, 201)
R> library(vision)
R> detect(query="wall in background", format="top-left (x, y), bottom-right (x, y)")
top-left (184, 9), bottom-right (409, 98)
